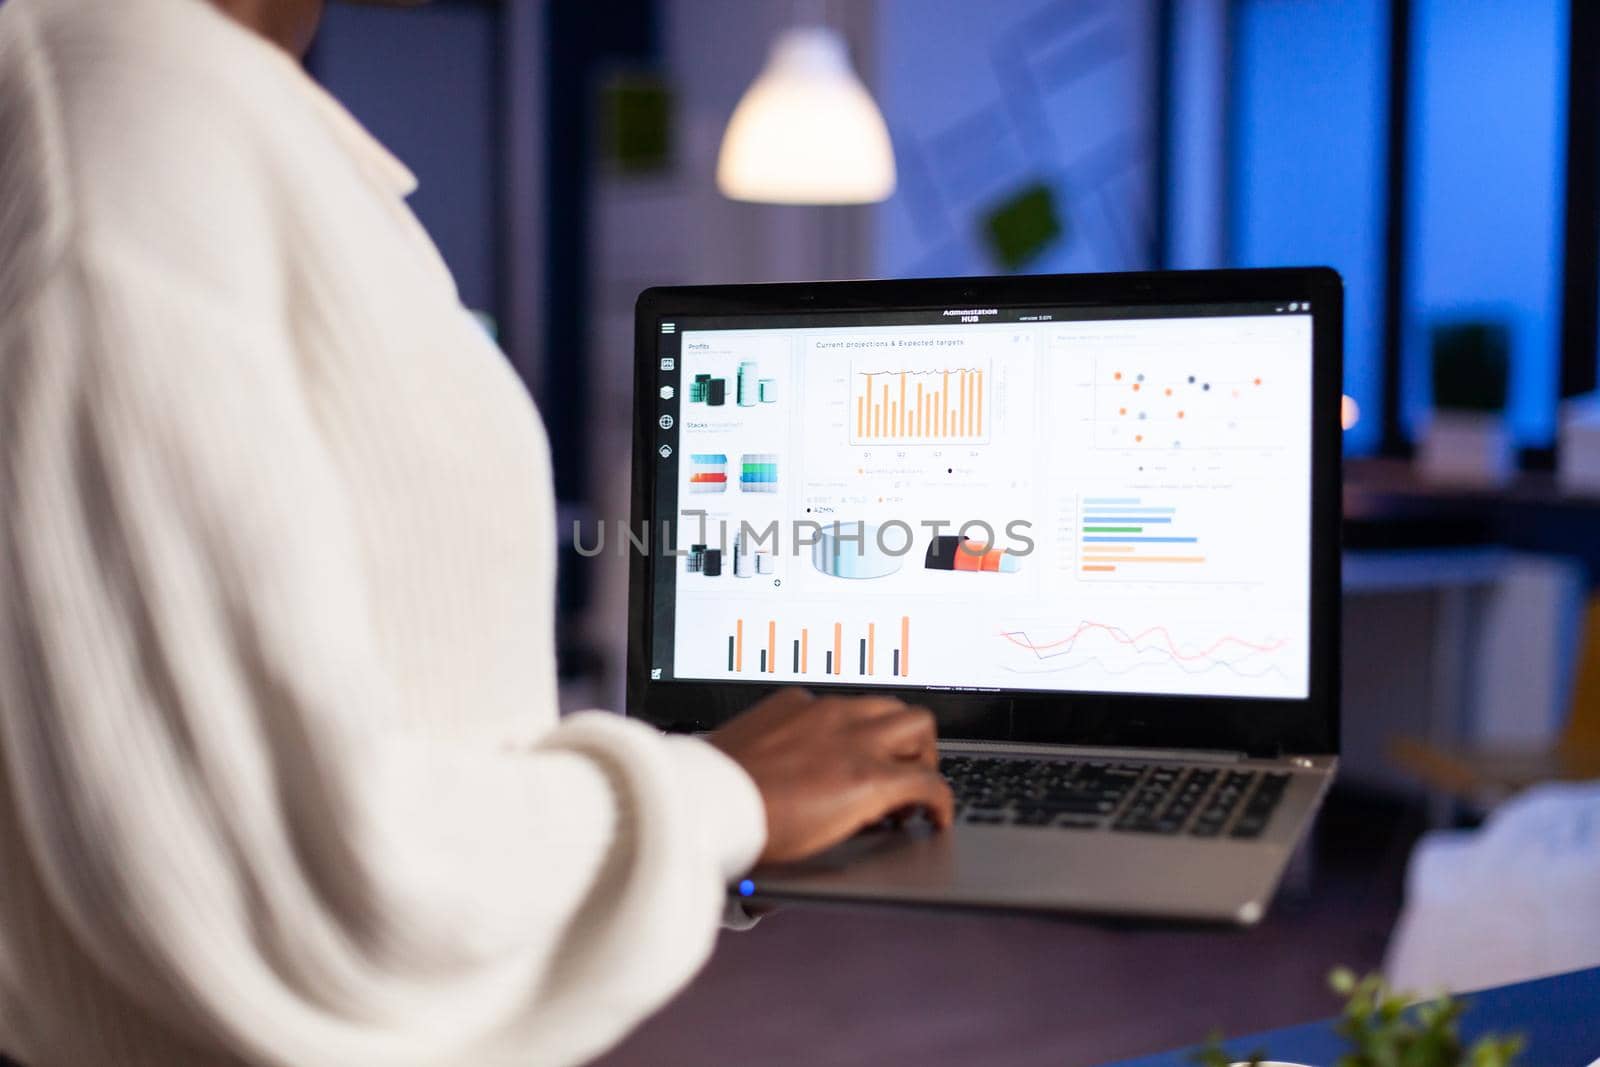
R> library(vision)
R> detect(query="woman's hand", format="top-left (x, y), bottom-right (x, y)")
top-left (708, 688), bottom-right (954, 864)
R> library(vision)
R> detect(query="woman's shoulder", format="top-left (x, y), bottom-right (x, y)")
top-left (3, 0), bottom-right (310, 237)
top-left (0, 0), bottom-right (322, 312)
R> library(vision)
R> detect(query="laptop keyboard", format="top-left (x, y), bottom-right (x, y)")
top-left (939, 756), bottom-right (1291, 839)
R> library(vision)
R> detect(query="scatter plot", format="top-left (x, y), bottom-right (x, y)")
top-left (1092, 358), bottom-right (1281, 451)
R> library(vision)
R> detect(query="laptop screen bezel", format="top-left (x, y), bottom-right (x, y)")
top-left (626, 268), bottom-right (1342, 758)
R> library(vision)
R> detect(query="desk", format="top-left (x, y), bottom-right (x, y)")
top-left (598, 785), bottom-right (1425, 1067)
top-left (1344, 459), bottom-right (1600, 581)
top-left (1103, 967), bottom-right (1600, 1067)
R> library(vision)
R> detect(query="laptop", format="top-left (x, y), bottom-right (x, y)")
top-left (628, 268), bottom-right (1341, 925)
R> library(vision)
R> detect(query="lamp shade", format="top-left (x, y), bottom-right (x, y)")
top-left (716, 26), bottom-right (895, 205)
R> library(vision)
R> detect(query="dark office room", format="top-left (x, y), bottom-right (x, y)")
top-left (1, 0), bottom-right (1598, 1065)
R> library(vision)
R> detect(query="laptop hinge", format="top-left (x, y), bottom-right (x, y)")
top-left (938, 739), bottom-right (1249, 763)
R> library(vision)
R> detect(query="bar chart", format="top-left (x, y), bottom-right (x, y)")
top-left (1078, 497), bottom-right (1205, 576)
top-left (850, 365), bottom-right (990, 444)
top-left (722, 616), bottom-right (912, 679)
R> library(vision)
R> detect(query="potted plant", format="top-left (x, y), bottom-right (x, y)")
top-left (1191, 969), bottom-right (1524, 1067)
top-left (1418, 320), bottom-right (1514, 486)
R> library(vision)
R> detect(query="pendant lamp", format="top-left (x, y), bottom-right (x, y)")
top-left (716, 25), bottom-right (896, 205)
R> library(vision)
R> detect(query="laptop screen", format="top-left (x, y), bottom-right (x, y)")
top-left (645, 300), bottom-right (1314, 701)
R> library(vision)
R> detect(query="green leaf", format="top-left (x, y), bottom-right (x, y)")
top-left (1188, 1032), bottom-right (1232, 1067)
top-left (1320, 969), bottom-right (1526, 1067)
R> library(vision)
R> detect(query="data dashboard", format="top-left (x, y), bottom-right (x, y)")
top-left (649, 304), bottom-right (1315, 701)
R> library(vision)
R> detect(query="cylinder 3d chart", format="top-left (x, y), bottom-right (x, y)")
top-left (736, 361), bottom-right (759, 406)
top-left (733, 532), bottom-right (755, 577)
top-left (812, 523), bottom-right (903, 579)
top-left (923, 535), bottom-right (1020, 573)
top-left (732, 532), bottom-right (777, 577)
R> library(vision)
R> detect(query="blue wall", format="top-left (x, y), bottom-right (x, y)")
top-left (1231, 0), bottom-right (1389, 456)
top-left (1403, 0), bottom-right (1567, 446)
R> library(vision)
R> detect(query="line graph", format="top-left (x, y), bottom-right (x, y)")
top-left (851, 364), bottom-right (991, 444)
top-left (997, 621), bottom-right (1289, 680)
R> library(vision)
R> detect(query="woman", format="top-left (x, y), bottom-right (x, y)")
top-left (0, 0), bottom-right (953, 1064)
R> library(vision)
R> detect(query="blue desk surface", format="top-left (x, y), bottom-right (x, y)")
top-left (1105, 967), bottom-right (1600, 1067)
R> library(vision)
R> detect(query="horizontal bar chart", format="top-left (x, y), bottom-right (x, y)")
top-left (1083, 536), bottom-right (1200, 543)
top-left (1080, 496), bottom-right (1206, 574)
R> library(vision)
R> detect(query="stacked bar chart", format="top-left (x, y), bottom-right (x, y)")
top-left (739, 453), bottom-right (779, 493)
top-left (687, 453), bottom-right (727, 493)
top-left (1078, 497), bottom-right (1204, 575)
top-left (722, 616), bottom-right (911, 679)
top-left (850, 365), bottom-right (990, 444)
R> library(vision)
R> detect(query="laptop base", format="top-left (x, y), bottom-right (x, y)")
top-left (744, 749), bottom-right (1336, 925)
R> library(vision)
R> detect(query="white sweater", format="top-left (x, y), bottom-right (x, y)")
top-left (0, 1), bottom-right (766, 1065)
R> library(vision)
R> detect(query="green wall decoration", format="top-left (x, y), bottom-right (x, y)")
top-left (601, 72), bottom-right (675, 176)
top-left (981, 180), bottom-right (1066, 273)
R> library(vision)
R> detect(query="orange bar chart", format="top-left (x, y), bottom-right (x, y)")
top-left (722, 618), bottom-right (912, 678)
top-left (966, 367), bottom-right (979, 435)
top-left (852, 367), bottom-right (988, 443)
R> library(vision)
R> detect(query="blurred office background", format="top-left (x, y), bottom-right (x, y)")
top-left (306, 1), bottom-right (1600, 1062)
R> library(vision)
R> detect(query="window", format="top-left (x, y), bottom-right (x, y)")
top-left (1230, 0), bottom-right (1389, 456)
top-left (1403, 0), bottom-right (1567, 447)
top-left (874, 0), bottom-right (1160, 278)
